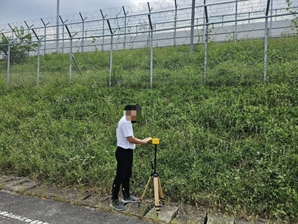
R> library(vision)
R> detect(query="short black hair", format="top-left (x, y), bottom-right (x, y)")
top-left (124, 104), bottom-right (141, 111)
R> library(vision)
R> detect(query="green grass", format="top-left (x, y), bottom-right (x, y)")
top-left (0, 37), bottom-right (298, 222)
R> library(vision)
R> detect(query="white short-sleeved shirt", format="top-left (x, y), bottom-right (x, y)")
top-left (116, 116), bottom-right (135, 150)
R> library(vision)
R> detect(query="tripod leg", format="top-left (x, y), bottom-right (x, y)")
top-left (140, 176), bottom-right (152, 201)
top-left (157, 177), bottom-right (165, 203)
top-left (154, 176), bottom-right (161, 211)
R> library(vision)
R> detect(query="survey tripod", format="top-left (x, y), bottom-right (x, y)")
top-left (139, 138), bottom-right (165, 211)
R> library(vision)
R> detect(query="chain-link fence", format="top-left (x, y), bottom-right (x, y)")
top-left (0, 0), bottom-right (297, 87)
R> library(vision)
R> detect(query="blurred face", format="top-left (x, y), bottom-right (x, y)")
top-left (126, 110), bottom-right (137, 122)
top-left (130, 110), bottom-right (137, 121)
top-left (124, 105), bottom-right (142, 123)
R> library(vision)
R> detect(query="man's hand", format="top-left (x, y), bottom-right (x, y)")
top-left (138, 137), bottom-right (152, 145)
top-left (143, 137), bottom-right (152, 143)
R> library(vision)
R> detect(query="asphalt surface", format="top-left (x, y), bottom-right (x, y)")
top-left (0, 191), bottom-right (154, 224)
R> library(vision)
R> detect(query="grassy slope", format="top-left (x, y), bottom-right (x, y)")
top-left (0, 37), bottom-right (298, 221)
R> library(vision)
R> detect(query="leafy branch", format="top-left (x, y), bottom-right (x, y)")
top-left (285, 0), bottom-right (298, 35)
top-left (0, 26), bottom-right (37, 64)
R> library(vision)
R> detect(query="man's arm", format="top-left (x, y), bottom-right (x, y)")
top-left (127, 136), bottom-right (148, 145)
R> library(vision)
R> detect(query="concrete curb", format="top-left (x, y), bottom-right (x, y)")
top-left (0, 175), bottom-right (274, 224)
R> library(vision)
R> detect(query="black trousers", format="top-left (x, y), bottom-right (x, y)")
top-left (111, 147), bottom-right (133, 201)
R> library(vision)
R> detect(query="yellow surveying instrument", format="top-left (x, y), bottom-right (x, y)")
top-left (140, 138), bottom-right (165, 211)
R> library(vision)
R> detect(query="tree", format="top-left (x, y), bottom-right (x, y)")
top-left (286, 0), bottom-right (298, 35)
top-left (0, 26), bottom-right (37, 64)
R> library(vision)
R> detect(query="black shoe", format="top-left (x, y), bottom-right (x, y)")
top-left (121, 196), bottom-right (139, 203)
top-left (110, 199), bottom-right (125, 211)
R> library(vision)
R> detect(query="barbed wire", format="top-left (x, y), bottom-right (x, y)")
top-left (0, 0), bottom-right (295, 40)
top-left (1, 0), bottom-right (291, 28)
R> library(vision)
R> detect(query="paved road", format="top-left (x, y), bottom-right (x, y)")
top-left (0, 191), bottom-right (154, 224)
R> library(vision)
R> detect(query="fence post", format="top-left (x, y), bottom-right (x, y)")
top-left (148, 15), bottom-right (154, 89)
top-left (190, 0), bottom-right (195, 53)
top-left (107, 20), bottom-right (116, 86)
top-left (7, 43), bottom-right (11, 86)
top-left (79, 12), bottom-right (87, 52)
top-left (7, 24), bottom-right (15, 39)
top-left (7, 41), bottom-right (17, 86)
top-left (264, 0), bottom-right (271, 83)
top-left (174, 0), bottom-right (178, 47)
top-left (234, 0), bottom-right (238, 43)
top-left (24, 21), bottom-right (34, 34)
top-left (41, 18), bottom-right (50, 55)
top-left (59, 16), bottom-right (68, 54)
top-left (122, 6), bottom-right (129, 50)
top-left (100, 10), bottom-right (107, 51)
top-left (147, 2), bottom-right (153, 47)
top-left (56, 0), bottom-right (60, 53)
top-left (1, 33), bottom-right (16, 86)
top-left (270, 0), bottom-right (273, 37)
top-left (203, 0), bottom-right (209, 84)
top-left (32, 28), bottom-right (45, 86)
top-left (65, 25), bottom-right (78, 83)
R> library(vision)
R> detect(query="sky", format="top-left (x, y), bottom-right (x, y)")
top-left (0, 0), bottom-right (156, 27)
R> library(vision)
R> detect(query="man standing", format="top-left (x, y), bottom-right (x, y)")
top-left (110, 104), bottom-right (149, 211)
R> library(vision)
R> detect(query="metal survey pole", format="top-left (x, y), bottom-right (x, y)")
top-left (32, 29), bottom-right (45, 86)
top-left (59, 16), bottom-right (68, 53)
top-left (100, 10), bottom-right (107, 51)
top-left (65, 25), bottom-right (78, 83)
top-left (264, 0), bottom-right (271, 83)
top-left (79, 12), bottom-right (87, 52)
top-left (41, 18), bottom-right (50, 55)
top-left (148, 15), bottom-right (154, 88)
